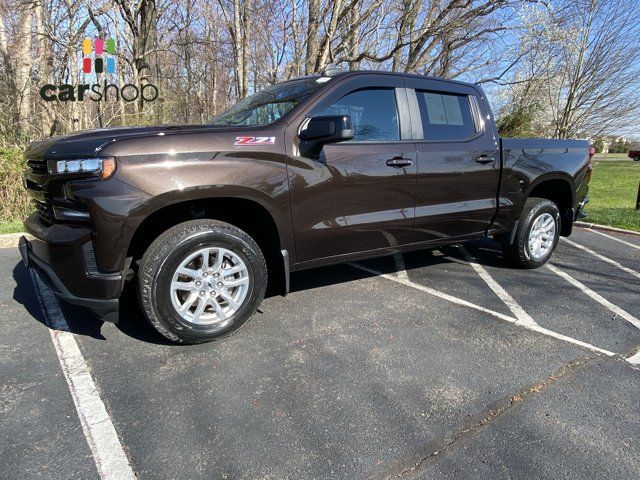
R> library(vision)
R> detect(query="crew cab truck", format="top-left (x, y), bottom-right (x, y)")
top-left (20, 70), bottom-right (592, 344)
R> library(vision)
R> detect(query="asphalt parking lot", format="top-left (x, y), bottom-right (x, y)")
top-left (2, 226), bottom-right (639, 479)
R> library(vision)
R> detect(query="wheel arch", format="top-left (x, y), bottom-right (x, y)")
top-left (125, 189), bottom-right (291, 295)
top-left (525, 174), bottom-right (575, 236)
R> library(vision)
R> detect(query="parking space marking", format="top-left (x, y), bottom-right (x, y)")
top-left (350, 261), bottom-right (630, 359)
top-left (628, 351), bottom-right (640, 365)
top-left (546, 263), bottom-right (640, 330)
top-left (349, 262), bottom-right (620, 358)
top-left (586, 229), bottom-right (640, 251)
top-left (350, 262), bottom-right (518, 323)
top-left (561, 237), bottom-right (640, 280)
top-left (524, 323), bottom-right (618, 358)
top-left (457, 246), bottom-right (538, 328)
top-left (30, 270), bottom-right (136, 480)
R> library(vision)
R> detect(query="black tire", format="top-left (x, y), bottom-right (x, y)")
top-left (138, 219), bottom-right (267, 344)
top-left (502, 197), bottom-right (561, 269)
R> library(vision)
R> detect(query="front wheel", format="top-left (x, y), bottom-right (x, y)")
top-left (502, 198), bottom-right (561, 269)
top-left (138, 220), bottom-right (267, 344)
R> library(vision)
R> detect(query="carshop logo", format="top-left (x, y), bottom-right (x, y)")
top-left (39, 37), bottom-right (158, 105)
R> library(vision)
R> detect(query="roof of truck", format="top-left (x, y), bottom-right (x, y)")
top-left (278, 69), bottom-right (479, 90)
top-left (335, 70), bottom-right (478, 87)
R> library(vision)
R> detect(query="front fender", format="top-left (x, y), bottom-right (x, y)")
top-left (72, 150), bottom-right (293, 272)
top-left (123, 183), bottom-right (293, 251)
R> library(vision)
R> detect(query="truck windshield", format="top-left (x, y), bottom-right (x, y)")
top-left (210, 78), bottom-right (327, 127)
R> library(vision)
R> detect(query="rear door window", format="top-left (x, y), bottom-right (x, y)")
top-left (416, 91), bottom-right (477, 141)
top-left (319, 88), bottom-right (400, 141)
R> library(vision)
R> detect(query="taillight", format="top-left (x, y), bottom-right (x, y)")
top-left (588, 146), bottom-right (596, 166)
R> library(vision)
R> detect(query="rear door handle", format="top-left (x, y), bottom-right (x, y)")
top-left (386, 157), bottom-right (413, 168)
top-left (475, 155), bottom-right (495, 164)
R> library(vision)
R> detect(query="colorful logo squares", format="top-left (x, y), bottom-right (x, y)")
top-left (82, 38), bottom-right (116, 74)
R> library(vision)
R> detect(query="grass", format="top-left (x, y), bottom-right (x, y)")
top-left (0, 146), bottom-right (31, 234)
top-left (592, 152), bottom-right (630, 161)
top-left (0, 219), bottom-right (24, 234)
top-left (586, 159), bottom-right (640, 231)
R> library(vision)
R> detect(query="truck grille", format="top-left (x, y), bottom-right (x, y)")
top-left (33, 200), bottom-right (56, 225)
top-left (27, 159), bottom-right (48, 174)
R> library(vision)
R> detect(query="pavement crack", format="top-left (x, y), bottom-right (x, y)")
top-left (383, 355), bottom-right (597, 479)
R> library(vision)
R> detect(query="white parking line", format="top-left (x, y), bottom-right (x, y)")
top-left (30, 270), bottom-right (136, 480)
top-left (546, 263), bottom-right (640, 330)
top-left (524, 323), bottom-right (617, 358)
top-left (627, 350), bottom-right (640, 365)
top-left (349, 262), bottom-right (618, 358)
top-left (350, 262), bottom-right (518, 323)
top-left (561, 237), bottom-right (640, 280)
top-left (586, 229), bottom-right (640, 251)
top-left (457, 246), bottom-right (538, 327)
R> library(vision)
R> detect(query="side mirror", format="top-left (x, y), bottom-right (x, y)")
top-left (299, 115), bottom-right (354, 158)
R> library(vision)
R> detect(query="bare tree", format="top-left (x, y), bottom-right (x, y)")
top-left (114, 0), bottom-right (158, 111)
top-left (0, 0), bottom-right (35, 140)
top-left (497, 0), bottom-right (640, 138)
top-left (0, 0), bottom-right (638, 144)
top-left (216, 0), bottom-right (251, 98)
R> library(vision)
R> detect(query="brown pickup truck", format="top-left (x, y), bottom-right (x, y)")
top-left (20, 70), bottom-right (592, 343)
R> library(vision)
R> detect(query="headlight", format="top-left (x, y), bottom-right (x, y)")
top-left (47, 157), bottom-right (116, 180)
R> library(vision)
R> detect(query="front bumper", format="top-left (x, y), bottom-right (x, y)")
top-left (20, 214), bottom-right (122, 322)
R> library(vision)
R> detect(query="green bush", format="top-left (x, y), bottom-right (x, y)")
top-left (0, 146), bottom-right (32, 226)
top-left (497, 106), bottom-right (535, 138)
top-left (593, 138), bottom-right (604, 153)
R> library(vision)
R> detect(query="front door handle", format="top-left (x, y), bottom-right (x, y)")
top-left (475, 155), bottom-right (495, 164)
top-left (386, 157), bottom-right (413, 168)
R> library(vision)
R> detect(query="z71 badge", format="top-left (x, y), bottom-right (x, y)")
top-left (235, 136), bottom-right (275, 145)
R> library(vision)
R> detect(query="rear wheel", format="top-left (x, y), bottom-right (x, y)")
top-left (502, 197), bottom-right (560, 269)
top-left (138, 220), bottom-right (267, 344)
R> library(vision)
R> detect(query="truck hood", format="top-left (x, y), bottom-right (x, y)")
top-left (24, 125), bottom-right (232, 159)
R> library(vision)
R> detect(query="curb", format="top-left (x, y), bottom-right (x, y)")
top-left (0, 232), bottom-right (24, 249)
top-left (575, 222), bottom-right (640, 238)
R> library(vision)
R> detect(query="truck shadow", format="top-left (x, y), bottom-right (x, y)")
top-left (12, 238), bottom-right (509, 345)
top-left (12, 261), bottom-right (107, 341)
top-left (287, 237), bottom-right (509, 293)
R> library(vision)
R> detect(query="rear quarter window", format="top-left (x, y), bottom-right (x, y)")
top-left (416, 91), bottom-right (477, 141)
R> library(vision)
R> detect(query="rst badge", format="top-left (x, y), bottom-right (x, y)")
top-left (234, 136), bottom-right (275, 146)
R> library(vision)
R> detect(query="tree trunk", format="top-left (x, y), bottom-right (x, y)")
top-left (134, 0), bottom-right (158, 112)
top-left (14, 2), bottom-right (34, 140)
top-left (233, 0), bottom-right (244, 97)
top-left (291, 0), bottom-right (302, 77)
top-left (305, 0), bottom-right (319, 74)
top-left (113, 14), bottom-right (127, 124)
top-left (316, 0), bottom-right (343, 72)
top-left (241, 0), bottom-right (251, 98)
top-left (34, 1), bottom-right (55, 136)
top-left (348, 3), bottom-right (360, 70)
